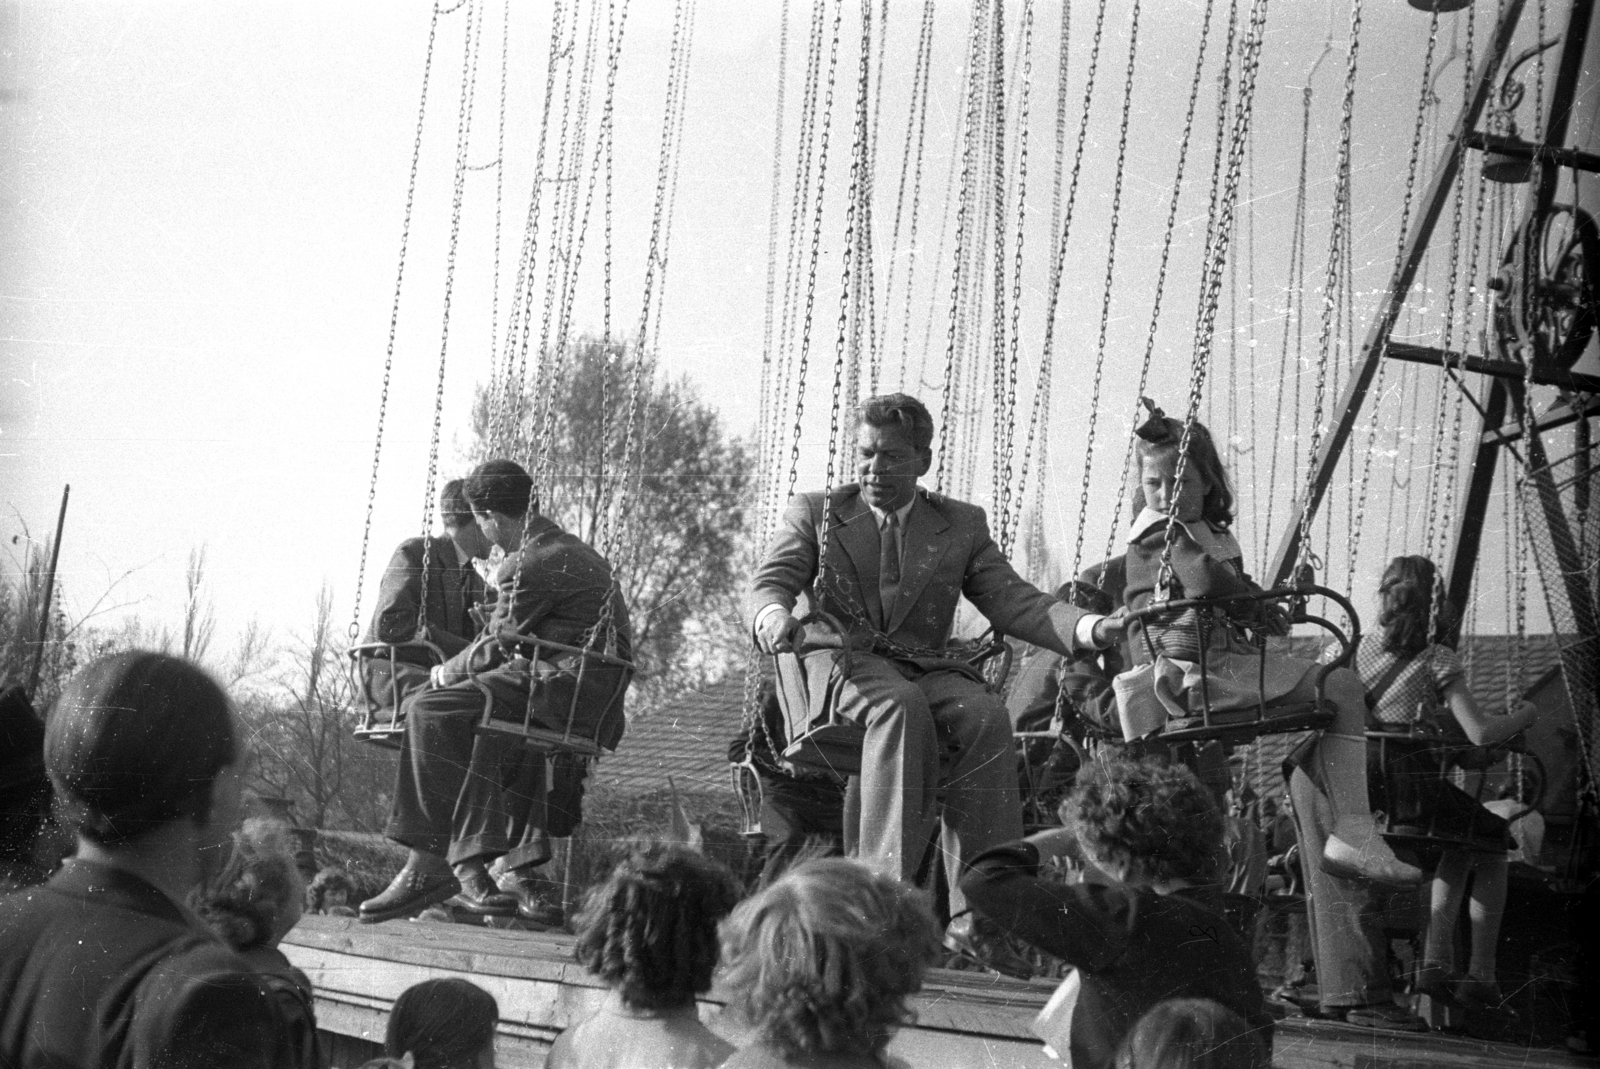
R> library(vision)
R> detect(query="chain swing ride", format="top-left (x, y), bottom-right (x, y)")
top-left (334, 0), bottom-right (1597, 885)
top-left (345, 0), bottom-right (699, 762)
top-left (738, 0), bottom-right (1597, 880)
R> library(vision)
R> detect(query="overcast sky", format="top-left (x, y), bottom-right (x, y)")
top-left (2, 0), bottom-right (1566, 664)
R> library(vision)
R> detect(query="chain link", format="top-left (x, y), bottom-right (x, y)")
top-left (996, 0), bottom-right (1034, 556)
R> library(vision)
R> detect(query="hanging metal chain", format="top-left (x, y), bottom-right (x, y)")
top-left (1261, 80), bottom-right (1310, 567)
top-left (484, 0), bottom-right (512, 454)
top-left (995, 0), bottom-right (1035, 557)
top-left (1095, 0), bottom-right (1221, 575)
top-left (936, 0), bottom-right (994, 491)
top-left (885, 0), bottom-right (937, 389)
top-left (348, 0), bottom-right (448, 644)
top-left (1066, 0), bottom-right (1140, 583)
top-left (1159, 0), bottom-right (1268, 595)
top-left (1006, 0), bottom-right (1073, 565)
top-left (1018, 0), bottom-right (1109, 502)
top-left (1293, 0), bottom-right (1362, 582)
top-left (417, 0), bottom-right (486, 639)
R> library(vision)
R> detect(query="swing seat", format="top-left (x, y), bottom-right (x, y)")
top-left (1365, 727), bottom-right (1516, 855)
top-left (467, 630), bottom-right (635, 757)
top-left (1126, 582), bottom-right (1358, 746)
top-left (347, 638), bottom-right (448, 749)
top-left (731, 757), bottom-right (764, 838)
top-left (770, 611), bottom-right (1014, 776)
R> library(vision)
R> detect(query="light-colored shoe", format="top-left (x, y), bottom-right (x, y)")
top-left (1322, 816), bottom-right (1424, 886)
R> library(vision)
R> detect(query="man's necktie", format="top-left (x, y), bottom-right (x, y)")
top-left (880, 511), bottom-right (901, 628)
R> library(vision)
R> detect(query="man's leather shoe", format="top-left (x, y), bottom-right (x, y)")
top-left (497, 864), bottom-right (564, 929)
top-left (359, 858), bottom-right (460, 924)
top-left (944, 911), bottom-right (1034, 980)
top-left (449, 861), bottom-right (517, 916)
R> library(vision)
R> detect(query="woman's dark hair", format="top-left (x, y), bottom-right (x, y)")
top-left (386, 978), bottom-right (498, 1069)
top-left (1378, 555), bottom-right (1457, 655)
top-left (1131, 414), bottom-right (1235, 529)
top-left (1115, 999), bottom-right (1268, 1069)
top-left (465, 459), bottom-right (536, 518)
top-left (1062, 756), bottom-right (1224, 885)
top-left (192, 819), bottom-right (304, 951)
top-left (45, 651), bottom-right (237, 844)
top-left (855, 392), bottom-right (935, 452)
top-left (572, 844), bottom-right (741, 1010)
top-left (720, 857), bottom-right (942, 1059)
top-left (307, 865), bottom-right (357, 912)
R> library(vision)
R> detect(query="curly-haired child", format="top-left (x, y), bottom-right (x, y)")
top-left (719, 856), bottom-right (941, 1068)
top-left (546, 845), bottom-right (742, 1069)
top-left (1115, 999), bottom-right (1267, 1069)
top-left (960, 756), bottom-right (1274, 1069)
top-left (192, 819), bottom-right (322, 1069)
top-left (1114, 399), bottom-right (1418, 886)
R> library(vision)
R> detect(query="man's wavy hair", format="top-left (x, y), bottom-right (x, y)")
top-left (855, 393), bottom-right (935, 453)
top-left (1377, 555), bottom-right (1458, 656)
top-left (1062, 756), bottom-right (1224, 885)
top-left (719, 856), bottom-right (942, 1059)
top-left (571, 843), bottom-right (741, 1010)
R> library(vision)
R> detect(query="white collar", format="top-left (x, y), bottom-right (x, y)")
top-left (868, 495), bottom-right (916, 528)
top-left (1127, 507), bottom-right (1242, 560)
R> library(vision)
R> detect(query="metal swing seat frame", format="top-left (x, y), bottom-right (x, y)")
top-left (462, 629), bottom-right (636, 758)
top-left (769, 609), bottom-right (1014, 777)
top-left (348, 637), bottom-right (449, 750)
top-left (1124, 582), bottom-right (1360, 746)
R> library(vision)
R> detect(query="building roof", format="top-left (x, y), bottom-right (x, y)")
top-left (1458, 633), bottom-right (1569, 707)
top-left (592, 676), bottom-right (747, 799)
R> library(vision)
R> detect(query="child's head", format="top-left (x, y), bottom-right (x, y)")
top-left (1131, 401), bottom-right (1233, 528)
top-left (1377, 554), bottom-right (1457, 655)
top-left (1061, 756), bottom-right (1224, 886)
top-left (1115, 999), bottom-right (1268, 1069)
top-left (719, 856), bottom-right (941, 1060)
top-left (191, 818), bottom-right (305, 951)
top-left (307, 865), bottom-right (356, 913)
top-left (386, 978), bottom-right (498, 1069)
top-left (571, 843), bottom-right (741, 1011)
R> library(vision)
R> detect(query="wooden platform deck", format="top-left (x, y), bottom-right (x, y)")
top-left (281, 916), bottom-right (1579, 1069)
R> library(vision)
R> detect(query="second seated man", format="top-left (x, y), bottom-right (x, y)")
top-left (750, 393), bottom-right (1123, 970)
top-left (361, 459), bottom-right (632, 924)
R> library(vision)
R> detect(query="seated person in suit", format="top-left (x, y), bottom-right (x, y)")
top-left (357, 478), bottom-right (491, 718)
top-left (361, 459), bottom-right (633, 924)
top-left (0, 652), bottom-right (288, 1069)
top-left (749, 393), bottom-right (1124, 973)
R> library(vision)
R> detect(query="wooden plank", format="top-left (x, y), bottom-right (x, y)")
top-left (284, 917), bottom-right (1575, 1069)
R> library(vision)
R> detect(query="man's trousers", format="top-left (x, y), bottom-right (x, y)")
top-left (832, 654), bottom-right (1022, 916)
top-left (384, 679), bottom-right (552, 870)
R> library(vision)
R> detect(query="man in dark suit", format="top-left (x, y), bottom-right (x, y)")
top-left (361, 459), bottom-right (632, 924)
top-left (0, 652), bottom-right (287, 1069)
top-left (750, 393), bottom-right (1124, 962)
top-left (356, 478), bottom-right (491, 715)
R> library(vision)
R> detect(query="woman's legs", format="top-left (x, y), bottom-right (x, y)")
top-left (1466, 854), bottom-right (1509, 983)
top-left (1424, 851), bottom-right (1471, 975)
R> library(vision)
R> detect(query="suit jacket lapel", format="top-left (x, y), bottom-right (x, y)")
top-left (826, 492), bottom-right (882, 627)
top-left (887, 495), bottom-right (950, 634)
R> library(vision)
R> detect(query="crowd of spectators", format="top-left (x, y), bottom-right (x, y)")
top-left (3, 646), bottom-right (1586, 1069)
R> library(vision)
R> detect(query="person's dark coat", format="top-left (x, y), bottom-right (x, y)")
top-left (0, 859), bottom-right (288, 1069)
